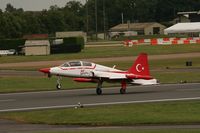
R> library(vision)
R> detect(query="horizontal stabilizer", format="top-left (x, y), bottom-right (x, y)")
top-left (126, 74), bottom-right (153, 80)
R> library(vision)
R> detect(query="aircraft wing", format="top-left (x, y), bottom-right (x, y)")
top-left (93, 71), bottom-right (127, 79)
top-left (73, 71), bottom-right (127, 83)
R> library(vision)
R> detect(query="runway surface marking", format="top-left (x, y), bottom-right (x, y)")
top-left (1, 97), bottom-right (200, 112)
top-left (0, 99), bottom-right (15, 102)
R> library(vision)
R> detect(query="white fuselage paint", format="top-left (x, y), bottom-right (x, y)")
top-left (49, 61), bottom-right (158, 85)
top-left (50, 63), bottom-right (124, 78)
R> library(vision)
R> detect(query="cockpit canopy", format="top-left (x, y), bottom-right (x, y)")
top-left (60, 61), bottom-right (92, 67)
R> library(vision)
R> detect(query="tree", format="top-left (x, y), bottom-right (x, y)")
top-left (0, 0), bottom-right (199, 38)
top-left (5, 3), bottom-right (16, 13)
top-left (22, 12), bottom-right (42, 34)
top-left (46, 7), bottom-right (65, 33)
top-left (63, 1), bottom-right (85, 31)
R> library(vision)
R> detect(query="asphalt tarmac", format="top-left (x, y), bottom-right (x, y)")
top-left (0, 83), bottom-right (200, 112)
top-left (1, 83), bottom-right (200, 133)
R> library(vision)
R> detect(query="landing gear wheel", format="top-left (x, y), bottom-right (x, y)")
top-left (120, 88), bottom-right (126, 94)
top-left (56, 84), bottom-right (61, 90)
top-left (96, 88), bottom-right (102, 95)
top-left (56, 76), bottom-right (62, 90)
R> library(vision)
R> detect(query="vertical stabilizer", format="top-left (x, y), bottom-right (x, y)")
top-left (128, 53), bottom-right (150, 76)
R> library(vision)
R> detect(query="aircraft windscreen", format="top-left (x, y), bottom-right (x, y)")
top-left (69, 61), bottom-right (81, 67)
top-left (82, 62), bottom-right (92, 66)
top-left (60, 63), bottom-right (70, 67)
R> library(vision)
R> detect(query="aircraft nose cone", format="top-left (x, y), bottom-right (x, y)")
top-left (39, 68), bottom-right (50, 73)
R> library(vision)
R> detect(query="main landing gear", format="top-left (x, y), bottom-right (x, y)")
top-left (120, 80), bottom-right (127, 94)
top-left (96, 81), bottom-right (103, 95)
top-left (95, 80), bottom-right (127, 95)
top-left (56, 76), bottom-right (62, 90)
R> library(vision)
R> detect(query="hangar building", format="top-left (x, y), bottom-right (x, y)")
top-left (109, 22), bottom-right (166, 38)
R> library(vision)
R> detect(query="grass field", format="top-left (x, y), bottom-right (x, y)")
top-left (1, 56), bottom-right (200, 71)
top-left (0, 44), bottom-right (200, 63)
top-left (100, 57), bottom-right (200, 70)
top-left (0, 45), bottom-right (200, 132)
top-left (0, 45), bottom-right (199, 93)
top-left (0, 71), bottom-right (199, 93)
top-left (0, 76), bottom-right (99, 93)
top-left (1, 100), bottom-right (200, 126)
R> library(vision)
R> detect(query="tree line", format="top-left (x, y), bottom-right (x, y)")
top-left (0, 0), bottom-right (199, 38)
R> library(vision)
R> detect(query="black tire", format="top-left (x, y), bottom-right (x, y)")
top-left (96, 88), bottom-right (102, 95)
top-left (120, 88), bottom-right (126, 94)
top-left (56, 84), bottom-right (61, 90)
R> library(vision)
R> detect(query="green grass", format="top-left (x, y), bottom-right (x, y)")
top-left (1, 44), bottom-right (200, 63)
top-left (0, 71), bottom-right (199, 93)
top-left (38, 129), bottom-right (200, 133)
top-left (100, 57), bottom-right (200, 70)
top-left (1, 56), bottom-right (200, 71)
top-left (2, 100), bottom-right (200, 126)
top-left (150, 58), bottom-right (200, 69)
top-left (0, 77), bottom-right (96, 93)
top-left (0, 76), bottom-right (119, 93)
top-left (153, 71), bottom-right (200, 83)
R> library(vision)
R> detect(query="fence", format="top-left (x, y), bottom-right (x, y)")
top-left (124, 37), bottom-right (200, 47)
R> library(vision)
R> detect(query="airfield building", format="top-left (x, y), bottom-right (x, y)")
top-left (25, 40), bottom-right (50, 56)
top-left (109, 22), bottom-right (166, 38)
top-left (56, 31), bottom-right (87, 43)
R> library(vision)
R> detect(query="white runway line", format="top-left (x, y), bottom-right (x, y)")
top-left (0, 99), bottom-right (15, 102)
top-left (1, 97), bottom-right (200, 112)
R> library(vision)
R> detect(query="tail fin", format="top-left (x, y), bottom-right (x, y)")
top-left (128, 53), bottom-right (150, 76)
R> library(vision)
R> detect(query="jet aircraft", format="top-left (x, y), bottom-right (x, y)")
top-left (39, 53), bottom-right (158, 95)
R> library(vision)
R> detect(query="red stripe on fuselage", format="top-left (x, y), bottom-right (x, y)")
top-left (60, 65), bottom-right (96, 70)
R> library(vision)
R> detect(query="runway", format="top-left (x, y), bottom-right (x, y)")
top-left (0, 83), bottom-right (200, 112)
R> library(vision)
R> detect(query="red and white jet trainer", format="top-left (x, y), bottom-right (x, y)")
top-left (39, 53), bottom-right (158, 95)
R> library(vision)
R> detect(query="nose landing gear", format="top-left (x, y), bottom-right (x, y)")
top-left (56, 76), bottom-right (62, 90)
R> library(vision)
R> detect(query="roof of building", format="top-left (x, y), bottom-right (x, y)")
top-left (110, 22), bottom-right (165, 31)
top-left (25, 40), bottom-right (50, 47)
top-left (178, 11), bottom-right (200, 15)
top-left (56, 31), bottom-right (86, 38)
top-left (23, 34), bottom-right (49, 39)
top-left (164, 22), bottom-right (200, 34)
